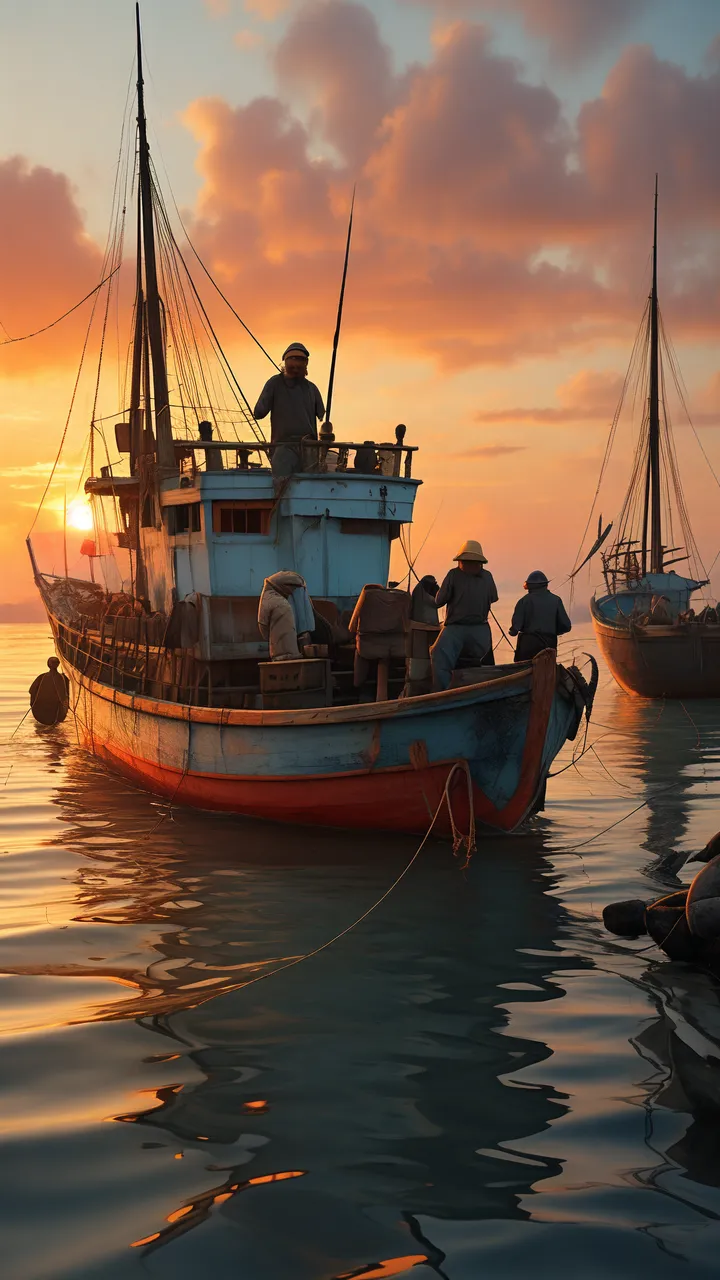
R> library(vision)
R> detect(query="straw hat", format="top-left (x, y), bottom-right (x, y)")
top-left (524, 570), bottom-right (549, 589)
top-left (453, 539), bottom-right (487, 563)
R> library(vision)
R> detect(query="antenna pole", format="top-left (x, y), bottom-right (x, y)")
top-left (63, 488), bottom-right (69, 580)
top-left (135, 4), bottom-right (173, 470)
top-left (648, 174), bottom-right (662, 574)
top-left (322, 186), bottom-right (355, 441)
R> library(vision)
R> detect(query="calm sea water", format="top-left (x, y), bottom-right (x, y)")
top-left (2, 623), bottom-right (720, 1279)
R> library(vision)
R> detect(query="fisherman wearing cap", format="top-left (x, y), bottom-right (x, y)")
top-left (253, 343), bottom-right (325, 477)
top-left (430, 540), bottom-right (498, 691)
top-left (510, 571), bottom-right (572, 662)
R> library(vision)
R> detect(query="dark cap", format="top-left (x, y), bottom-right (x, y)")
top-left (525, 570), bottom-right (549, 589)
top-left (282, 343), bottom-right (309, 360)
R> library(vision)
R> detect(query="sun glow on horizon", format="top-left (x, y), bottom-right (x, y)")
top-left (66, 499), bottom-right (94, 532)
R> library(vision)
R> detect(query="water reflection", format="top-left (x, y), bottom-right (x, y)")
top-left (24, 745), bottom-right (580, 1267)
top-left (611, 696), bottom-right (720, 878)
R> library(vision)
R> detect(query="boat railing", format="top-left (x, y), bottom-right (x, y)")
top-left (50, 611), bottom-right (242, 708)
top-left (172, 438), bottom-right (418, 479)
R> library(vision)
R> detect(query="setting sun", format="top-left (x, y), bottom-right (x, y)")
top-left (66, 499), bottom-right (94, 532)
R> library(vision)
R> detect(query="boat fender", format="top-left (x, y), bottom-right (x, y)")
top-left (602, 899), bottom-right (647, 937)
top-left (604, 888), bottom-right (707, 963)
top-left (29, 658), bottom-right (70, 725)
top-left (646, 890), bottom-right (701, 962)
top-left (686, 854), bottom-right (720, 940)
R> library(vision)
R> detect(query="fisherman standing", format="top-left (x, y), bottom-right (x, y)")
top-left (510, 570), bottom-right (571, 661)
top-left (430, 541), bottom-right (498, 691)
top-left (253, 343), bottom-right (325, 477)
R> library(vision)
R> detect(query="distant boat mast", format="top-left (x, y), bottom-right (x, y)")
top-left (135, 3), bottom-right (173, 471)
top-left (642, 175), bottom-right (663, 576)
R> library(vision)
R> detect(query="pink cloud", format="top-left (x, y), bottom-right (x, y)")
top-left (402, 0), bottom-right (648, 61)
top-left (244, 0), bottom-right (292, 19)
top-left (5, 8), bottom-right (720, 381)
top-left (274, 0), bottom-right (398, 167)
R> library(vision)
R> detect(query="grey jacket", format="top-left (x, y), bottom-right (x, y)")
top-left (254, 375), bottom-right (325, 443)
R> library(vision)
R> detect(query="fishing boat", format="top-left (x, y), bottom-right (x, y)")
top-left (26, 9), bottom-right (595, 835)
top-left (584, 182), bottom-right (720, 698)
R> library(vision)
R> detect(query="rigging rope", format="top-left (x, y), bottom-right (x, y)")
top-left (0, 267), bottom-right (121, 347)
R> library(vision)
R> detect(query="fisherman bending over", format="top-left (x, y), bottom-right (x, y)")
top-left (258, 571), bottom-right (313, 660)
top-left (430, 541), bottom-right (497, 691)
top-left (29, 656), bottom-right (70, 725)
top-left (253, 343), bottom-right (325, 477)
top-left (510, 571), bottom-right (571, 662)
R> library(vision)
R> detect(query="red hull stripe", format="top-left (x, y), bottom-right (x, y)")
top-left (85, 649), bottom-right (557, 834)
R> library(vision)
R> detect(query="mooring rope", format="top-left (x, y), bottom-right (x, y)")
top-left (231, 761), bottom-right (476, 995)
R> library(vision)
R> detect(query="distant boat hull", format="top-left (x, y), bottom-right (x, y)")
top-left (58, 648), bottom-right (587, 835)
top-left (592, 600), bottom-right (720, 698)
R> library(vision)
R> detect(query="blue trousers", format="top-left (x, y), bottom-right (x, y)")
top-left (430, 622), bottom-right (492, 691)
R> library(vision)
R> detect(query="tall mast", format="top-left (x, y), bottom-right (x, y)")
top-left (648, 175), bottom-right (662, 574)
top-left (323, 186), bottom-right (355, 440)
top-left (135, 4), bottom-right (174, 470)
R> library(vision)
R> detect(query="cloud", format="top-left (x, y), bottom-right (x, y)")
top-left (234, 26), bottom-right (265, 48)
top-left (402, 0), bottom-right (648, 61)
top-left (456, 443), bottom-right (527, 457)
top-left (274, 0), bottom-right (398, 167)
top-left (181, 20), bottom-right (720, 367)
top-left (244, 0), bottom-right (292, 18)
top-left (474, 370), bottom-right (625, 426)
top-left (0, 157), bottom-right (104, 374)
top-left (7, 9), bottom-right (720, 381)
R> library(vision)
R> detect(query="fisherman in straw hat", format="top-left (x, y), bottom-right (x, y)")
top-left (509, 570), bottom-right (572, 662)
top-left (253, 342), bottom-right (326, 477)
top-left (430, 540), bottom-right (498, 690)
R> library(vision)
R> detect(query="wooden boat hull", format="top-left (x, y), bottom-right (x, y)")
top-left (592, 601), bottom-right (720, 698)
top-left (58, 648), bottom-right (586, 835)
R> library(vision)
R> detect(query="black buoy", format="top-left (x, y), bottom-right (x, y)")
top-left (29, 657), bottom-right (70, 725)
top-left (603, 840), bottom-right (720, 968)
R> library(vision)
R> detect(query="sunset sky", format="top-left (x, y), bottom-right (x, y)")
top-left (2, 0), bottom-right (720, 617)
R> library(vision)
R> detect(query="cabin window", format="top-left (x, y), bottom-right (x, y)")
top-left (212, 501), bottom-right (272, 535)
top-left (167, 503), bottom-right (201, 535)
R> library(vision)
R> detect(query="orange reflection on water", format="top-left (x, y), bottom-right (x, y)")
top-left (166, 1204), bottom-right (194, 1224)
top-left (130, 1170), bottom-right (307, 1254)
top-left (242, 1099), bottom-right (268, 1113)
top-left (334, 1256), bottom-right (428, 1279)
top-left (130, 1233), bottom-right (161, 1248)
top-left (247, 1170), bottom-right (303, 1185)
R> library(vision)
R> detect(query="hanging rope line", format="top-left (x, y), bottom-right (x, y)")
top-left (145, 109), bottom-right (279, 374)
top-left (0, 267), bottom-right (122, 348)
top-left (230, 762), bottom-right (476, 996)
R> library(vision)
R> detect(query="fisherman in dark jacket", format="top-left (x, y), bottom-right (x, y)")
top-left (430, 540), bottom-right (498, 690)
top-left (510, 570), bottom-right (571, 662)
top-left (253, 343), bottom-right (325, 477)
top-left (29, 657), bottom-right (69, 725)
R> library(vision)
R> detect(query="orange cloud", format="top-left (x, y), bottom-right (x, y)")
top-left (4, 9), bottom-right (720, 381)
top-left (181, 14), bottom-right (720, 368)
top-left (474, 370), bottom-right (626, 426)
top-left (0, 157), bottom-right (103, 374)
